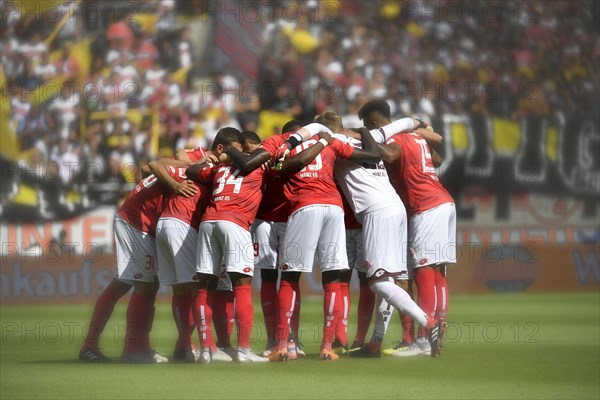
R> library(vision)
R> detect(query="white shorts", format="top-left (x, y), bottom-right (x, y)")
top-left (197, 221), bottom-right (254, 278)
top-left (408, 202), bottom-right (457, 271)
top-left (346, 228), bottom-right (365, 273)
top-left (156, 218), bottom-right (199, 286)
top-left (362, 205), bottom-right (408, 280)
top-left (280, 205), bottom-right (349, 273)
top-left (251, 219), bottom-right (287, 270)
top-left (113, 215), bottom-right (157, 284)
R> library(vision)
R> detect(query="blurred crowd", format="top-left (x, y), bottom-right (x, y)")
top-left (1, 0), bottom-right (598, 190)
top-left (259, 0), bottom-right (599, 125)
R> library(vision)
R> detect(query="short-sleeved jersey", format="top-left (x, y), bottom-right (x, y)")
top-left (332, 133), bottom-right (403, 216)
top-left (284, 138), bottom-right (354, 213)
top-left (160, 149), bottom-right (210, 230)
top-left (385, 132), bottom-right (454, 215)
top-left (116, 173), bottom-right (172, 237)
top-left (196, 162), bottom-right (267, 231)
top-left (256, 172), bottom-right (289, 222)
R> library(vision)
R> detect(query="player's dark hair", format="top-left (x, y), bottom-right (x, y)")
top-left (241, 131), bottom-right (261, 145)
top-left (281, 120), bottom-right (304, 134)
top-left (211, 127), bottom-right (242, 150)
top-left (358, 99), bottom-right (391, 120)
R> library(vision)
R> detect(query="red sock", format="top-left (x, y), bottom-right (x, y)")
top-left (277, 280), bottom-right (299, 351)
top-left (225, 291), bottom-right (235, 339)
top-left (193, 289), bottom-right (215, 350)
top-left (83, 284), bottom-right (128, 350)
top-left (172, 295), bottom-right (193, 351)
top-left (233, 284), bottom-right (254, 349)
top-left (260, 281), bottom-right (278, 343)
top-left (434, 269), bottom-right (448, 321)
top-left (354, 281), bottom-right (375, 344)
top-left (123, 291), bottom-right (153, 354)
top-left (401, 312), bottom-right (415, 344)
top-left (290, 286), bottom-right (301, 340)
top-left (138, 302), bottom-right (155, 352)
top-left (335, 282), bottom-right (349, 346)
top-left (415, 268), bottom-right (436, 337)
top-left (322, 282), bottom-right (342, 351)
top-left (213, 290), bottom-right (233, 349)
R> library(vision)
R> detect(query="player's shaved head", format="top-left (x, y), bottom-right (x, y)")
top-left (281, 119), bottom-right (304, 134)
top-left (314, 111), bottom-right (343, 132)
top-left (211, 127), bottom-right (242, 150)
top-left (358, 99), bottom-right (391, 121)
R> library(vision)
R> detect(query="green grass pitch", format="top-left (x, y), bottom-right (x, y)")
top-left (1, 293), bottom-right (598, 399)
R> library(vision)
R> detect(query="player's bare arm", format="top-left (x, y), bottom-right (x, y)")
top-left (148, 159), bottom-right (198, 198)
top-left (431, 148), bottom-right (443, 167)
top-left (414, 127), bottom-right (443, 148)
top-left (225, 147), bottom-right (271, 173)
top-left (378, 142), bottom-right (403, 163)
top-left (347, 127), bottom-right (383, 163)
top-left (276, 133), bottom-right (333, 175)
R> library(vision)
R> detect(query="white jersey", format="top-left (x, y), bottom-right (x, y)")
top-left (332, 133), bottom-right (403, 219)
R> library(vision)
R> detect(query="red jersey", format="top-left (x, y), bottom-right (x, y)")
top-left (196, 162), bottom-right (267, 231)
top-left (284, 138), bottom-right (354, 213)
top-left (160, 148), bottom-right (210, 230)
top-left (116, 174), bottom-right (170, 237)
top-left (385, 133), bottom-right (454, 215)
top-left (260, 132), bottom-right (292, 156)
top-left (256, 172), bottom-right (289, 222)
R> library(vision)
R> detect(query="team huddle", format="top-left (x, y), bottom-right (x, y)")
top-left (78, 99), bottom-right (456, 363)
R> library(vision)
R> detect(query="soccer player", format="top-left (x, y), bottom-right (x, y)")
top-left (79, 156), bottom-right (196, 363)
top-left (186, 128), bottom-right (269, 363)
top-left (359, 99), bottom-right (452, 357)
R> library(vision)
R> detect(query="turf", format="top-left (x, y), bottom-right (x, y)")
top-left (1, 293), bottom-right (599, 399)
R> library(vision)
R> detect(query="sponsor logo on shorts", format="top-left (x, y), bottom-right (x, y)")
top-left (282, 264), bottom-right (289, 270)
top-left (133, 273), bottom-right (143, 279)
top-left (243, 267), bottom-right (252, 273)
top-left (419, 258), bottom-right (429, 266)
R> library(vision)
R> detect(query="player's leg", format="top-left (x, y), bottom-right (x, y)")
top-left (334, 269), bottom-right (351, 352)
top-left (270, 270), bottom-right (301, 361)
top-left (80, 278), bottom-right (131, 362)
top-left (194, 221), bottom-right (222, 363)
top-left (352, 271), bottom-right (375, 349)
top-left (212, 282), bottom-right (236, 362)
top-left (318, 205), bottom-right (349, 361)
top-left (434, 265), bottom-right (448, 321)
top-left (321, 269), bottom-right (343, 360)
top-left (220, 221), bottom-right (268, 363)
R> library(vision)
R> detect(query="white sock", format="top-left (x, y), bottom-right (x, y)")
top-left (370, 296), bottom-right (393, 342)
top-left (370, 280), bottom-right (428, 327)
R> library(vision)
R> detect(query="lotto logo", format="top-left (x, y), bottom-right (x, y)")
top-left (282, 265), bottom-right (289, 270)
top-left (285, 312), bottom-right (293, 318)
top-left (133, 273), bottom-right (143, 279)
top-left (243, 267), bottom-right (252, 273)
top-left (419, 258), bottom-right (429, 266)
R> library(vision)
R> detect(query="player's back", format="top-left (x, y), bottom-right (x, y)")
top-left (116, 175), bottom-right (167, 237)
top-left (283, 138), bottom-right (353, 214)
top-left (200, 162), bottom-right (267, 230)
top-left (386, 132), bottom-right (453, 215)
top-left (256, 173), bottom-right (289, 223)
top-left (332, 133), bottom-right (402, 217)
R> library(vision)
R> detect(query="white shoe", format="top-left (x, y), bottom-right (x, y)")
top-left (189, 349), bottom-right (201, 363)
top-left (222, 346), bottom-right (238, 359)
top-left (212, 348), bottom-right (233, 362)
top-left (392, 337), bottom-right (431, 357)
top-left (236, 347), bottom-right (270, 363)
top-left (151, 350), bottom-right (169, 363)
top-left (199, 348), bottom-right (212, 364)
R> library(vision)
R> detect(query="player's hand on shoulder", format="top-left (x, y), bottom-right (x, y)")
top-left (319, 131), bottom-right (334, 144)
top-left (173, 180), bottom-right (198, 198)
